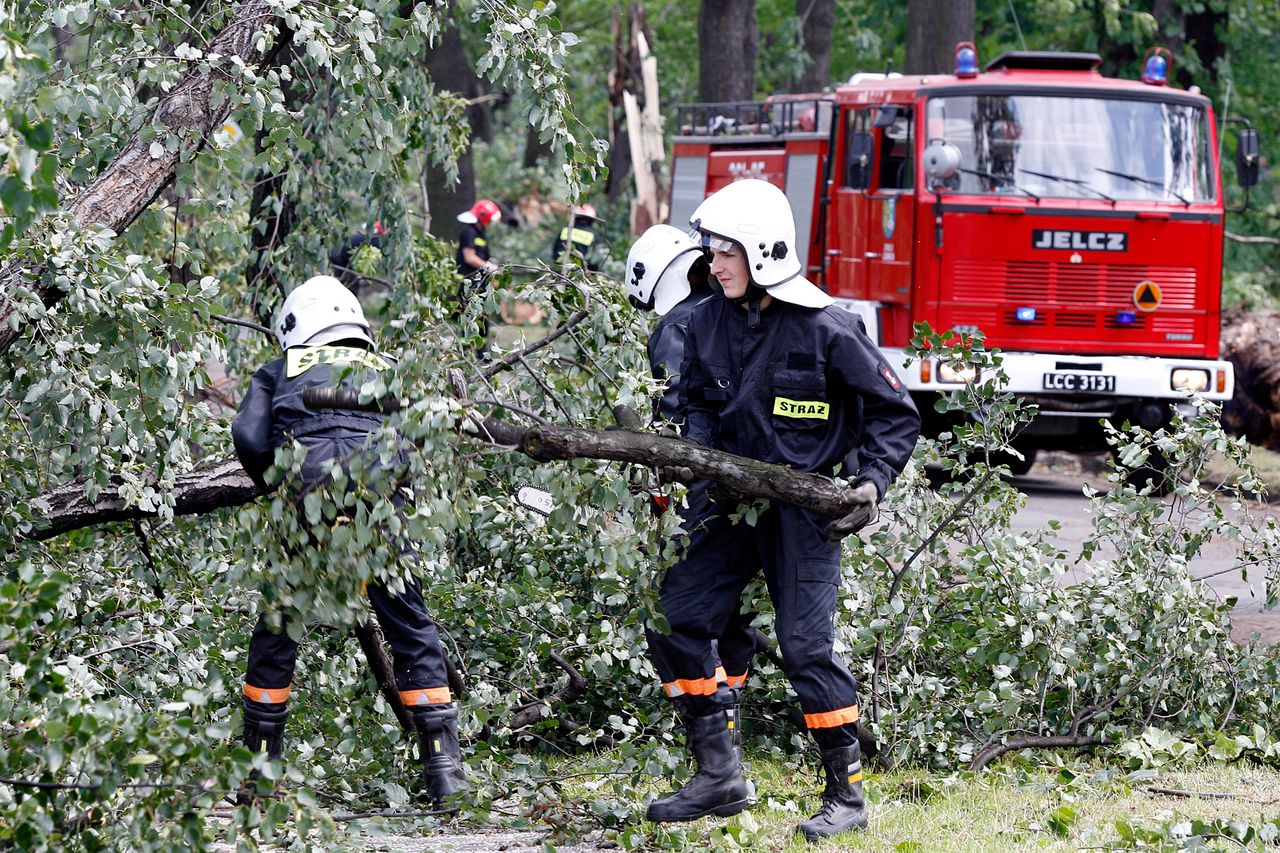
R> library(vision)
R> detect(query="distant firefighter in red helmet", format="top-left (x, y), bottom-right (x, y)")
top-left (456, 199), bottom-right (501, 281)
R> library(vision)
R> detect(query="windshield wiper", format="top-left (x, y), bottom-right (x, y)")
top-left (1094, 167), bottom-right (1189, 205)
top-left (1018, 168), bottom-right (1117, 204)
top-left (957, 167), bottom-right (1040, 202)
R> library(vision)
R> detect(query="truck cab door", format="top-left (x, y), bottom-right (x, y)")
top-left (865, 106), bottom-right (915, 304)
top-left (831, 108), bottom-right (874, 298)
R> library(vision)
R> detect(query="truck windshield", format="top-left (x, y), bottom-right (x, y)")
top-left (925, 94), bottom-right (1214, 203)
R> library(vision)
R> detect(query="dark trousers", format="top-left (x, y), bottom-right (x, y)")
top-left (244, 435), bottom-right (452, 710)
top-left (646, 500), bottom-right (860, 748)
top-left (244, 573), bottom-right (451, 708)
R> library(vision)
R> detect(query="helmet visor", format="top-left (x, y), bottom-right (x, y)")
top-left (699, 233), bottom-right (738, 254)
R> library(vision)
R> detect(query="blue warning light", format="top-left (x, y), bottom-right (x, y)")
top-left (955, 43), bottom-right (978, 78)
top-left (1015, 307), bottom-right (1037, 323)
top-left (1116, 310), bottom-right (1137, 325)
top-left (1142, 53), bottom-right (1169, 85)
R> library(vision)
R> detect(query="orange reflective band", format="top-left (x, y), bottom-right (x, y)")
top-left (804, 705), bottom-right (860, 729)
top-left (848, 771), bottom-right (864, 784)
top-left (724, 672), bottom-right (748, 689)
top-left (243, 683), bottom-right (291, 704)
top-left (399, 687), bottom-right (452, 706)
top-left (663, 676), bottom-right (719, 698)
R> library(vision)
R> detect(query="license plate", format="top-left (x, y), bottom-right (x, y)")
top-left (1042, 372), bottom-right (1116, 392)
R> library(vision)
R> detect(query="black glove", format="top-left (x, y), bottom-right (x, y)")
top-left (657, 464), bottom-right (695, 486)
top-left (827, 481), bottom-right (879, 542)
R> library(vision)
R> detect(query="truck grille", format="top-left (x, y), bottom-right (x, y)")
top-left (953, 259), bottom-right (1198, 309)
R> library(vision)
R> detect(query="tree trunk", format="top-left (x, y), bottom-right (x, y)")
top-left (698, 0), bottom-right (757, 102)
top-left (423, 5), bottom-right (493, 237)
top-left (792, 0), bottom-right (835, 92)
top-left (904, 0), bottom-right (974, 75)
top-left (0, 0), bottom-right (283, 358)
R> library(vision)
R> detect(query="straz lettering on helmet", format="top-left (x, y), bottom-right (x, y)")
top-left (286, 345), bottom-right (391, 378)
top-left (881, 367), bottom-right (901, 391)
top-left (772, 397), bottom-right (829, 420)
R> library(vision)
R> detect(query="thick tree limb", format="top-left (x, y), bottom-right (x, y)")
top-left (0, 1), bottom-right (280, 356)
top-left (30, 419), bottom-right (864, 540)
top-left (476, 419), bottom-right (864, 518)
top-left (508, 649), bottom-right (588, 731)
top-left (29, 458), bottom-right (260, 541)
top-left (969, 734), bottom-right (1105, 772)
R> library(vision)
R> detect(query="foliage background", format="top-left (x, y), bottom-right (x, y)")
top-left (3, 1), bottom-right (1280, 851)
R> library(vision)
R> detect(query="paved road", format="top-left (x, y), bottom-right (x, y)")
top-left (1008, 460), bottom-right (1279, 644)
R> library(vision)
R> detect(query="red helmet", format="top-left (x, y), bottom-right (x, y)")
top-left (458, 199), bottom-right (502, 227)
top-left (572, 203), bottom-right (598, 220)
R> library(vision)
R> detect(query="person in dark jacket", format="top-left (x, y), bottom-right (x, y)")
top-left (552, 204), bottom-right (601, 271)
top-left (456, 199), bottom-right (501, 280)
top-left (624, 224), bottom-right (759, 767)
top-left (642, 180), bottom-right (920, 842)
top-left (231, 275), bottom-right (465, 809)
top-left (329, 220), bottom-right (384, 295)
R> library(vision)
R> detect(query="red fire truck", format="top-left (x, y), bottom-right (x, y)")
top-left (668, 48), bottom-right (1260, 467)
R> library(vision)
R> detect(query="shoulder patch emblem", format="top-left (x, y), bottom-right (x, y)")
top-left (881, 366), bottom-right (902, 391)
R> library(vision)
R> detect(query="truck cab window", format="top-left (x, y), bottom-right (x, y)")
top-left (844, 109), bottom-right (872, 189)
top-left (877, 110), bottom-right (913, 190)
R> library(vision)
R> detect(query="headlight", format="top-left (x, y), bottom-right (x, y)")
top-left (937, 361), bottom-right (978, 384)
top-left (1171, 368), bottom-right (1209, 392)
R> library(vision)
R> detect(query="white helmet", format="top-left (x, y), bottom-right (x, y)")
top-left (275, 275), bottom-right (373, 349)
top-left (689, 179), bottom-right (833, 309)
top-left (625, 225), bottom-right (703, 315)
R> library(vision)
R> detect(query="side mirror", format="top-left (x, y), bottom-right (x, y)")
top-left (923, 139), bottom-right (962, 187)
top-left (846, 130), bottom-right (873, 189)
top-left (1237, 128), bottom-right (1260, 188)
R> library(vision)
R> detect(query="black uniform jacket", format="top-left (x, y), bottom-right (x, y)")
top-left (455, 223), bottom-right (490, 277)
top-left (231, 342), bottom-right (393, 492)
top-left (647, 284), bottom-right (716, 423)
top-left (677, 297), bottom-right (920, 501)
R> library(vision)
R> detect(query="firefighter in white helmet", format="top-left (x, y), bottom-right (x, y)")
top-left (232, 275), bottom-right (466, 809)
top-left (625, 225), bottom-right (764, 775)
top-left (642, 180), bottom-right (920, 841)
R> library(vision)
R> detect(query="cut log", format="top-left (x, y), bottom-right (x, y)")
top-left (1222, 308), bottom-right (1280, 449)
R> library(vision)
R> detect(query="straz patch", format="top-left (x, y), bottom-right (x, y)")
top-left (881, 367), bottom-right (901, 391)
top-left (1032, 230), bottom-right (1127, 252)
top-left (773, 397), bottom-right (829, 420)
top-left (286, 345), bottom-right (390, 378)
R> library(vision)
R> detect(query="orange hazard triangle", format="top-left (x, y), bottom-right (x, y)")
top-left (1133, 281), bottom-right (1162, 311)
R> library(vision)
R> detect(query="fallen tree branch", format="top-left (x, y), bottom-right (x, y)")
top-left (0, 1), bottom-right (282, 356)
top-left (508, 649), bottom-right (589, 730)
top-left (29, 457), bottom-right (262, 541)
top-left (354, 621), bottom-right (414, 734)
top-left (969, 734), bottom-right (1105, 772)
top-left (1225, 230), bottom-right (1280, 246)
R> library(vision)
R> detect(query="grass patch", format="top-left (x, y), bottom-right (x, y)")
top-left (586, 752), bottom-right (1280, 850)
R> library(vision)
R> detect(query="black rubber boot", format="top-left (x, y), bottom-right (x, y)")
top-left (798, 744), bottom-right (869, 842)
top-left (413, 704), bottom-right (467, 810)
top-left (238, 699), bottom-right (287, 804)
top-left (646, 710), bottom-right (749, 823)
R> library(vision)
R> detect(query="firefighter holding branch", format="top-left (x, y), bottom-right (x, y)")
top-left (642, 180), bottom-right (920, 842)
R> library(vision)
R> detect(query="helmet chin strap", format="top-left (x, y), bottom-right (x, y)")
top-left (731, 283), bottom-right (769, 329)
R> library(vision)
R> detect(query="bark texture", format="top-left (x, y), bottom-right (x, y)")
top-left (1222, 308), bottom-right (1280, 450)
top-left (904, 0), bottom-right (974, 75)
top-left (698, 0), bottom-right (757, 102)
top-left (0, 1), bottom-right (281, 356)
top-left (792, 0), bottom-right (835, 92)
top-left (32, 458), bottom-right (262, 541)
top-left (32, 423), bottom-right (863, 540)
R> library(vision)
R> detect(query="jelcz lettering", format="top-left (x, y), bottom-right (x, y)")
top-left (1032, 230), bottom-right (1127, 252)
